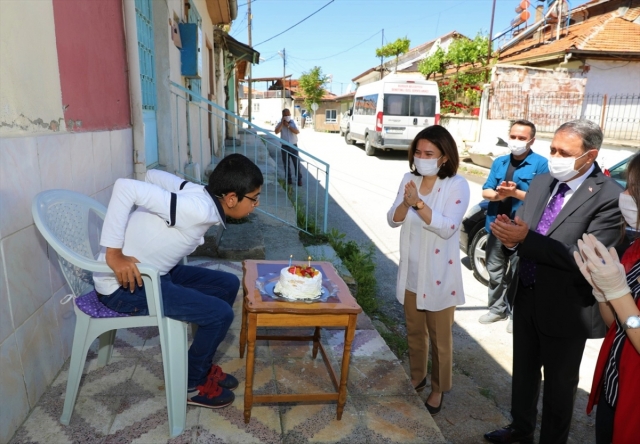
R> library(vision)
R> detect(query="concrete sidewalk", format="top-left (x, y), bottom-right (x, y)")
top-left (9, 258), bottom-right (445, 444)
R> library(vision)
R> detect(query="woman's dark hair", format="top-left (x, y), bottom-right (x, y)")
top-left (408, 125), bottom-right (459, 179)
top-left (625, 153), bottom-right (640, 232)
top-left (206, 153), bottom-right (264, 200)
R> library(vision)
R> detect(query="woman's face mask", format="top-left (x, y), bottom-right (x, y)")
top-left (619, 192), bottom-right (638, 230)
top-left (414, 156), bottom-right (442, 176)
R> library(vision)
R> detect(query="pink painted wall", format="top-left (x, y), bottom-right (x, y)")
top-left (52, 0), bottom-right (131, 131)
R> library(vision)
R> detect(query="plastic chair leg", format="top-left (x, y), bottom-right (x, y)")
top-left (60, 314), bottom-right (93, 425)
top-left (96, 330), bottom-right (116, 367)
top-left (159, 318), bottom-right (188, 437)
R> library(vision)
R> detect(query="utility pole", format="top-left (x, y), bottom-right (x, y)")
top-left (380, 29), bottom-right (384, 80)
top-left (487, 0), bottom-right (496, 82)
top-left (247, 0), bottom-right (253, 124)
top-left (281, 48), bottom-right (286, 109)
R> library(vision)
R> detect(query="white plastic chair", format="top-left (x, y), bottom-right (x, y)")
top-left (32, 189), bottom-right (188, 437)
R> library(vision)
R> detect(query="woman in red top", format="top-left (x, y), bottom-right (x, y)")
top-left (574, 153), bottom-right (640, 444)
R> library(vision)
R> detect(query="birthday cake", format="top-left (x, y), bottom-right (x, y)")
top-left (273, 265), bottom-right (323, 300)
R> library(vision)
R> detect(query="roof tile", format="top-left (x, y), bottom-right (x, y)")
top-left (499, 3), bottom-right (640, 63)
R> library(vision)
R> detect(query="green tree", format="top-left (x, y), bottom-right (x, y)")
top-left (298, 66), bottom-right (329, 111)
top-left (445, 37), bottom-right (471, 73)
top-left (375, 37), bottom-right (411, 73)
top-left (418, 47), bottom-right (447, 80)
top-left (468, 32), bottom-right (490, 66)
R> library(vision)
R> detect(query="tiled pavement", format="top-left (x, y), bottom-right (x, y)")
top-left (9, 259), bottom-right (444, 444)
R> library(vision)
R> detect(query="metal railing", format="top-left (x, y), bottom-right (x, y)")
top-left (488, 84), bottom-right (640, 140)
top-left (168, 81), bottom-right (329, 234)
top-left (238, 90), bottom-right (292, 99)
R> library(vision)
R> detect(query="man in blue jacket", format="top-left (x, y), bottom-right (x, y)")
top-left (478, 120), bottom-right (548, 332)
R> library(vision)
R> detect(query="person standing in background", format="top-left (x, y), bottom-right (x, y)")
top-left (387, 125), bottom-right (470, 416)
top-left (275, 108), bottom-right (302, 186)
top-left (478, 120), bottom-right (548, 334)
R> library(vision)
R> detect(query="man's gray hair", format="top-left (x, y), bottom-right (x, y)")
top-left (555, 120), bottom-right (604, 151)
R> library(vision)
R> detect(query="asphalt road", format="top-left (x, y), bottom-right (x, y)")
top-left (294, 127), bottom-right (602, 444)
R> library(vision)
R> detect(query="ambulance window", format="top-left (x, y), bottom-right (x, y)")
top-left (410, 96), bottom-right (436, 117)
top-left (383, 94), bottom-right (409, 116)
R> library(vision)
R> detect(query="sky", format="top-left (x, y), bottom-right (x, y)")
top-left (231, 0), bottom-right (549, 94)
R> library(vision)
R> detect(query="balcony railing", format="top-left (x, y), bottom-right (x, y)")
top-left (168, 81), bottom-right (329, 234)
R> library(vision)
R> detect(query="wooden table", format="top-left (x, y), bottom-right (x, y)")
top-left (240, 260), bottom-right (362, 423)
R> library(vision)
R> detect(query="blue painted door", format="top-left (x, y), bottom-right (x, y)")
top-left (135, 0), bottom-right (159, 167)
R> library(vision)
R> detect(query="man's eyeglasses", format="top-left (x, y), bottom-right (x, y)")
top-left (245, 194), bottom-right (260, 206)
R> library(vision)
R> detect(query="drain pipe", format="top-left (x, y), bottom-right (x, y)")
top-left (559, 52), bottom-right (572, 68)
top-left (123, 0), bottom-right (146, 180)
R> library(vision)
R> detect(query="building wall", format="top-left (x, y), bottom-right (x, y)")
top-left (239, 97), bottom-right (294, 127)
top-left (165, 0), bottom-right (226, 180)
top-left (0, 130), bottom-right (133, 443)
top-left (0, 1), bottom-right (65, 134)
top-left (583, 59), bottom-right (640, 96)
top-left (52, 0), bottom-right (131, 131)
top-left (0, 2), bottom-right (133, 441)
top-left (313, 102), bottom-right (341, 132)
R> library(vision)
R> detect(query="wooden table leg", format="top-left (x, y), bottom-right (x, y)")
top-left (239, 300), bottom-right (248, 358)
top-left (243, 313), bottom-right (257, 423)
top-left (311, 326), bottom-right (321, 359)
top-left (336, 314), bottom-right (357, 420)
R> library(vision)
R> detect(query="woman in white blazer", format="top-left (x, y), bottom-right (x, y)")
top-left (387, 125), bottom-right (470, 415)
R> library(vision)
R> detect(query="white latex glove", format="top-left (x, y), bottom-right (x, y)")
top-left (578, 233), bottom-right (630, 301)
top-left (573, 242), bottom-right (606, 303)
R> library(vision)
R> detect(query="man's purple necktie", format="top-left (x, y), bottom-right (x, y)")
top-left (519, 183), bottom-right (571, 287)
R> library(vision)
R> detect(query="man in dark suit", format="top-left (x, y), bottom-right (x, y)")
top-left (484, 120), bottom-right (623, 444)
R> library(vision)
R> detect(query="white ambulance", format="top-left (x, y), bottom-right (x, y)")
top-left (345, 74), bottom-right (440, 156)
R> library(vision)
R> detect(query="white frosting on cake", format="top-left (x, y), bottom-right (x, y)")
top-left (274, 267), bottom-right (323, 299)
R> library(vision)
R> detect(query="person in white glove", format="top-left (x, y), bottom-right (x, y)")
top-left (573, 153), bottom-right (640, 444)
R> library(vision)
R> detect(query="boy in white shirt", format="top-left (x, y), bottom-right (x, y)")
top-left (94, 153), bottom-right (263, 409)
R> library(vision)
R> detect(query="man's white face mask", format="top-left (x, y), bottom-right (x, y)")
top-left (508, 139), bottom-right (530, 156)
top-left (548, 151), bottom-right (590, 182)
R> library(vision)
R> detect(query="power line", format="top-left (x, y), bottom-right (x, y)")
top-left (254, 0), bottom-right (335, 47)
top-left (237, 0), bottom-right (256, 7)
top-left (287, 30), bottom-right (381, 62)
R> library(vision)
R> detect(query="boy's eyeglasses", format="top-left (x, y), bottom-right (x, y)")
top-left (245, 194), bottom-right (260, 206)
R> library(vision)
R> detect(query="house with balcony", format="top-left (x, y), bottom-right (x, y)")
top-left (493, 0), bottom-right (640, 143)
top-left (0, 0), bottom-right (261, 440)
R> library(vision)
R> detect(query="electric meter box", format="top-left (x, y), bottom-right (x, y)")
top-left (179, 23), bottom-right (201, 78)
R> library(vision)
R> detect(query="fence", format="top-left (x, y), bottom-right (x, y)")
top-left (488, 83), bottom-right (640, 140)
top-left (168, 81), bottom-right (329, 235)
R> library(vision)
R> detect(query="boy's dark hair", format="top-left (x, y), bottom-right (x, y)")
top-left (408, 125), bottom-right (459, 179)
top-left (511, 119), bottom-right (536, 138)
top-left (206, 153), bottom-right (263, 200)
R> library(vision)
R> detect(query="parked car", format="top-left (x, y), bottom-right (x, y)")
top-left (461, 154), bottom-right (633, 286)
top-left (604, 154), bottom-right (630, 187)
top-left (460, 200), bottom-right (490, 285)
top-left (339, 110), bottom-right (351, 137)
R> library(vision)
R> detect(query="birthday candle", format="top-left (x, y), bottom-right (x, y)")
top-left (308, 256), bottom-right (311, 267)
top-left (289, 255), bottom-right (292, 267)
